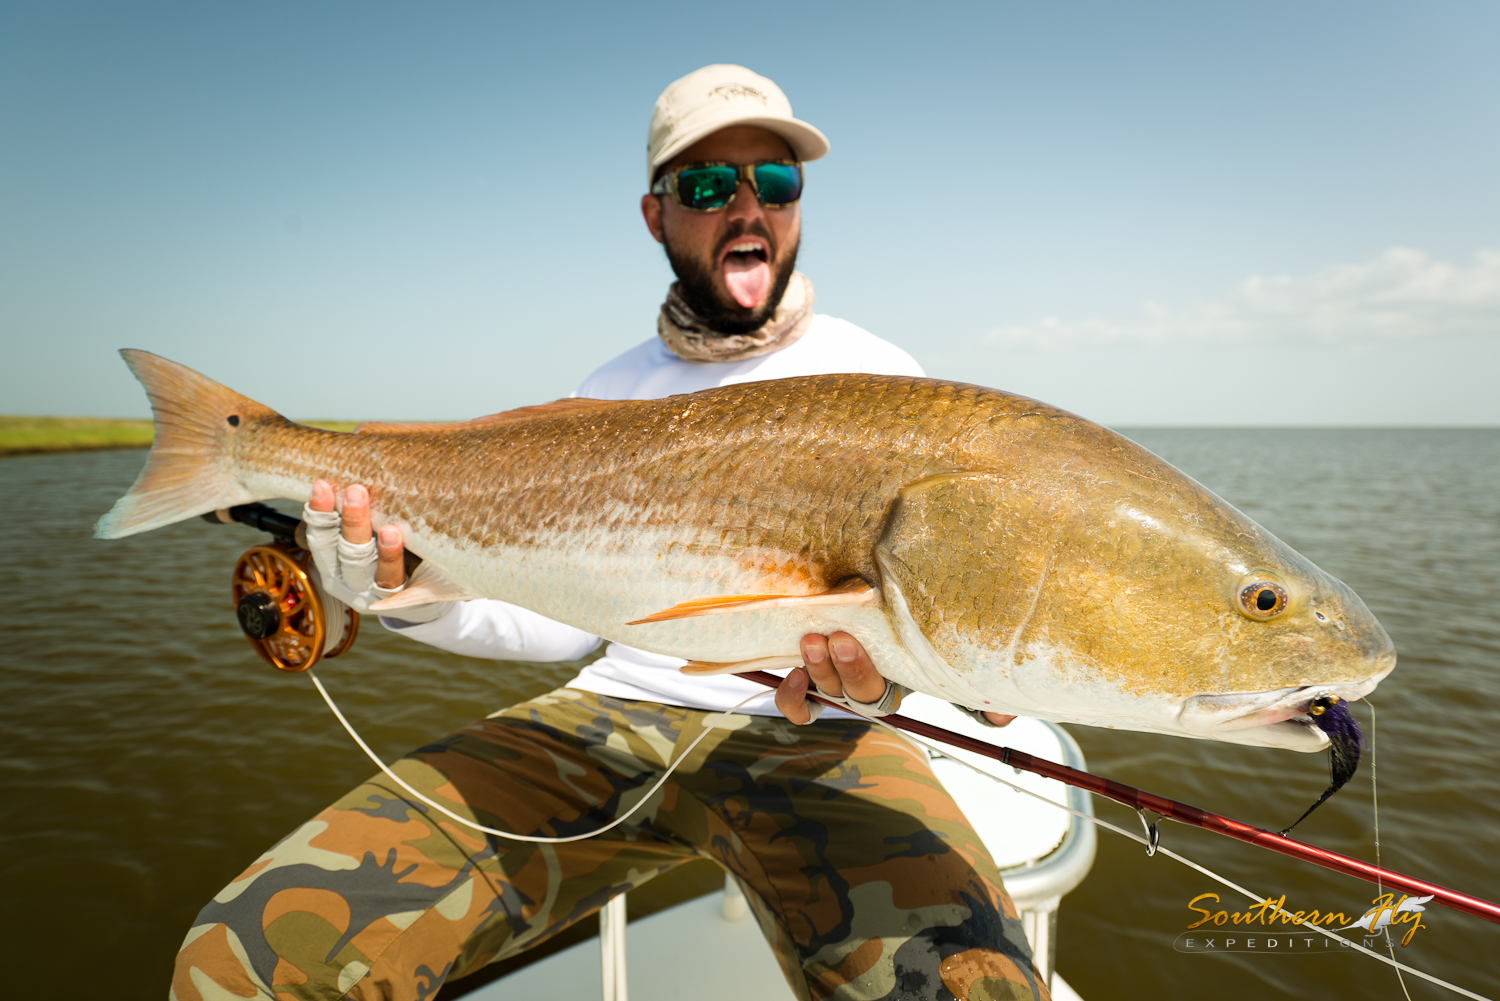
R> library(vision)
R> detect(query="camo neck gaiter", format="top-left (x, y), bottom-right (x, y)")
top-left (657, 271), bottom-right (815, 363)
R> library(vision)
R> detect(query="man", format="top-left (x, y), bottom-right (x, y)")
top-left (172, 65), bottom-right (1047, 1001)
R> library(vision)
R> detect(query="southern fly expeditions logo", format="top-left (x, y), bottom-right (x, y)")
top-left (1173, 891), bottom-right (1434, 954)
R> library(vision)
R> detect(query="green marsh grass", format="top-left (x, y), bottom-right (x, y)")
top-left (1, 417), bottom-right (362, 456)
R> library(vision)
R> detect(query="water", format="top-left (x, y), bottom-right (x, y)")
top-left (1, 433), bottom-right (1497, 1000)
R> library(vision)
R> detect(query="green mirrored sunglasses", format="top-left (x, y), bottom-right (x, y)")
top-left (650, 160), bottom-right (803, 212)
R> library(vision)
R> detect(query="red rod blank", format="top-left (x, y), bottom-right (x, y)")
top-left (735, 670), bottom-right (1500, 926)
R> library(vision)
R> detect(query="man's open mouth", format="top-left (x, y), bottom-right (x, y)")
top-left (721, 238), bottom-right (771, 309)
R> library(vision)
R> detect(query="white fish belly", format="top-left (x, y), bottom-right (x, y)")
top-left (393, 521), bottom-right (982, 697)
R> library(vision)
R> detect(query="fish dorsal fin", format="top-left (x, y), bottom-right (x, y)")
top-left (368, 562), bottom-right (478, 611)
top-left (680, 655), bottom-right (805, 676)
top-left (356, 398), bottom-right (616, 434)
top-left (627, 579), bottom-right (875, 626)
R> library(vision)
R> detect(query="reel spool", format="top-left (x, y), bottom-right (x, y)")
top-left (231, 542), bottom-right (358, 672)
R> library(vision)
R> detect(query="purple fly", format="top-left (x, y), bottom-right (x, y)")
top-left (1280, 695), bottom-right (1363, 835)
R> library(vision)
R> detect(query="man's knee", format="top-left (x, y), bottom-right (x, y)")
top-left (790, 874), bottom-right (1044, 1001)
top-left (169, 791), bottom-right (492, 999)
top-left (171, 922), bottom-right (275, 1001)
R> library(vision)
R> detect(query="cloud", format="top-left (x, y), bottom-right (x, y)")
top-left (986, 247), bottom-right (1500, 350)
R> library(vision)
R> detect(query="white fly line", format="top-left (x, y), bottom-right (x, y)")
top-left (308, 670), bottom-right (764, 844)
top-left (1371, 702), bottom-right (1416, 1001)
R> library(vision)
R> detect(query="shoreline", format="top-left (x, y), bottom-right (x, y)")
top-left (2, 441), bottom-right (154, 458)
top-left (0, 417), bottom-right (153, 458)
top-left (0, 417), bottom-right (360, 457)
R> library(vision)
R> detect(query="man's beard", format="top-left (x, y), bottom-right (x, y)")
top-left (662, 223), bottom-right (800, 335)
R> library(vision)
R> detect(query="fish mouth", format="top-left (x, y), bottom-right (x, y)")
top-left (1177, 655), bottom-right (1395, 751)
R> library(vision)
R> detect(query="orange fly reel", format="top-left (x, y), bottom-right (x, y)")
top-left (232, 542), bottom-right (358, 672)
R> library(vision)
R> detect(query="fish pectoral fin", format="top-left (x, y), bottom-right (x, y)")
top-left (368, 562), bottom-right (478, 610)
top-left (627, 579), bottom-right (876, 625)
top-left (356, 398), bottom-right (617, 434)
top-left (680, 656), bottom-right (805, 676)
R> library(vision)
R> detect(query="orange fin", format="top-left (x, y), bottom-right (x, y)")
top-left (95, 350), bottom-right (273, 539)
top-left (356, 398), bottom-right (615, 434)
top-left (628, 579), bottom-right (875, 626)
top-left (680, 655), bottom-right (804, 676)
top-left (368, 562), bottom-right (478, 611)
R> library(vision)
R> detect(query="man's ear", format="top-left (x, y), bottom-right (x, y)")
top-left (640, 193), bottom-right (665, 244)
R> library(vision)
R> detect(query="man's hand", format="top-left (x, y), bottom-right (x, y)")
top-left (303, 480), bottom-right (449, 622)
top-left (775, 632), bottom-right (885, 725)
top-left (774, 631), bottom-right (1015, 727)
top-left (308, 481), bottom-right (407, 589)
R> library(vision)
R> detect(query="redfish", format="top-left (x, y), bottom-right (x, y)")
top-left (97, 350), bottom-right (1395, 751)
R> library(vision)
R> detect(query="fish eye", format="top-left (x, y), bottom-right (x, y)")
top-left (1237, 580), bottom-right (1289, 620)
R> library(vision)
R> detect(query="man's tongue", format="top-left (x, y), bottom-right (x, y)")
top-left (723, 253), bottom-right (771, 309)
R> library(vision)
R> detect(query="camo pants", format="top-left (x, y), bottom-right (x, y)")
top-left (172, 688), bottom-right (1048, 1001)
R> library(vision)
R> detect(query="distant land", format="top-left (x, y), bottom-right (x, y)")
top-left (0, 417), bottom-right (361, 456)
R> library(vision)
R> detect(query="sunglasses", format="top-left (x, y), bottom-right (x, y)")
top-left (650, 160), bottom-right (803, 212)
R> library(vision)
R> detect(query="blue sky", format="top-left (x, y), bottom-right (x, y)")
top-left (3, 1), bottom-right (1497, 425)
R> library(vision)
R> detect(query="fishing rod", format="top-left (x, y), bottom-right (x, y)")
top-left (735, 670), bottom-right (1500, 927)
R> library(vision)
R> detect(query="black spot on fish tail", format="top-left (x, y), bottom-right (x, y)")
top-left (1280, 698), bottom-right (1363, 835)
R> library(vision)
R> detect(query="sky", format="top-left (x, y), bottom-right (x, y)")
top-left (2, 1), bottom-right (1497, 426)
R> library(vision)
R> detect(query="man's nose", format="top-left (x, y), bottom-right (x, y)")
top-left (723, 178), bottom-right (765, 226)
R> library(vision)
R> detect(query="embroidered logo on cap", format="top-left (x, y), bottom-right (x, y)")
top-left (708, 83), bottom-right (769, 104)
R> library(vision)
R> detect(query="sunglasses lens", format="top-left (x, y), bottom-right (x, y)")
top-left (676, 166), bottom-right (740, 210)
top-left (753, 163), bottom-right (802, 205)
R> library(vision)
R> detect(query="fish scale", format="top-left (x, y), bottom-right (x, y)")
top-left (97, 350), bottom-right (1396, 754)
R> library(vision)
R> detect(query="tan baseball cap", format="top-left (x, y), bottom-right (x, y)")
top-left (646, 64), bottom-right (829, 187)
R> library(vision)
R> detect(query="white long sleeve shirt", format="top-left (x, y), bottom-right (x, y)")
top-left (385, 313), bottom-right (924, 715)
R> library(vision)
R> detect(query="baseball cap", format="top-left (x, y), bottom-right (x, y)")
top-left (646, 64), bottom-right (829, 188)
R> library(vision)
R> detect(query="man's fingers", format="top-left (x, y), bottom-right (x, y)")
top-left (799, 634), bottom-right (842, 697)
top-left (800, 632), bottom-right (889, 705)
top-left (775, 667), bottom-right (813, 725)
top-left (982, 712), bottom-right (1017, 727)
top-left (302, 484), bottom-right (342, 576)
top-left (330, 484), bottom-right (377, 591)
top-left (309, 480), bottom-right (335, 513)
top-left (375, 525), bottom-right (406, 589)
top-left (826, 632), bottom-right (886, 704)
top-left (341, 484), bottom-right (373, 544)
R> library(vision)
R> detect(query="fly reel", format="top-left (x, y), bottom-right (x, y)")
top-left (232, 543), bottom-right (358, 671)
top-left (208, 504), bottom-right (359, 672)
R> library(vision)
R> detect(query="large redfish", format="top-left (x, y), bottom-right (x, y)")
top-left (97, 349), bottom-right (1395, 752)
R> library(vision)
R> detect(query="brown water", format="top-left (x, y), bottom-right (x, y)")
top-left (2, 432), bottom-right (1497, 1000)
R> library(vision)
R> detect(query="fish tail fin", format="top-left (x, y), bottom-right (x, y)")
top-left (94, 349), bottom-right (283, 539)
